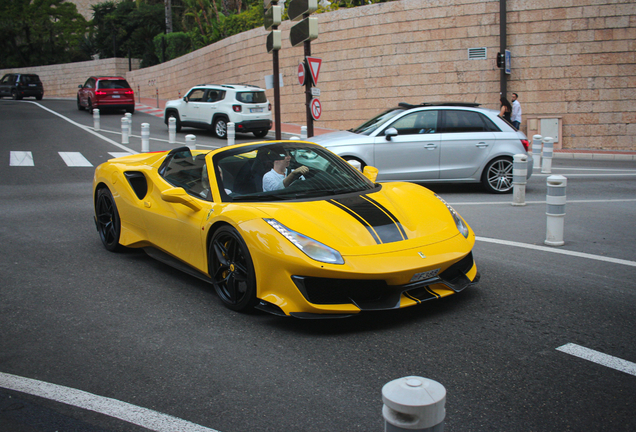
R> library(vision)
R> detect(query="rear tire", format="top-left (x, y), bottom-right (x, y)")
top-left (482, 157), bottom-right (514, 194)
top-left (11, 89), bottom-right (21, 100)
top-left (253, 130), bottom-right (268, 138)
top-left (77, 97), bottom-right (84, 111)
top-left (213, 117), bottom-right (228, 139)
top-left (95, 188), bottom-right (122, 252)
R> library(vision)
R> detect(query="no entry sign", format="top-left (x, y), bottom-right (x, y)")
top-left (310, 98), bottom-right (321, 121)
top-left (298, 62), bottom-right (306, 86)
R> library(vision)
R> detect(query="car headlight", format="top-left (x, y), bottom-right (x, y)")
top-left (265, 219), bottom-right (345, 265)
top-left (434, 194), bottom-right (469, 238)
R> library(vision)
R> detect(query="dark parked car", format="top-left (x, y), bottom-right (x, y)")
top-left (77, 76), bottom-right (135, 114)
top-left (0, 73), bottom-right (44, 100)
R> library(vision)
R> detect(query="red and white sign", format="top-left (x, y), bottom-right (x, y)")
top-left (310, 98), bottom-right (321, 121)
top-left (306, 57), bottom-right (322, 85)
top-left (298, 62), bottom-right (306, 86)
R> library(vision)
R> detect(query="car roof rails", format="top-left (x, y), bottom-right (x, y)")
top-left (221, 83), bottom-right (262, 90)
top-left (398, 102), bottom-right (481, 109)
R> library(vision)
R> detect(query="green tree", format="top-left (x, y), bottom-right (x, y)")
top-left (0, 0), bottom-right (91, 68)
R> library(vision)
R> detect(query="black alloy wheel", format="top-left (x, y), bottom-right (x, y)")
top-left (95, 188), bottom-right (122, 252)
top-left (209, 226), bottom-right (257, 312)
top-left (11, 89), bottom-right (20, 100)
top-left (482, 157), bottom-right (514, 193)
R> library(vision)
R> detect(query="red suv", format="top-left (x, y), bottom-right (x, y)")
top-left (77, 76), bottom-right (135, 114)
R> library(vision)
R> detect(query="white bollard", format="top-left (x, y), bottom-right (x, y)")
top-left (168, 117), bottom-right (176, 144)
top-left (185, 134), bottom-right (196, 150)
top-left (121, 117), bottom-right (129, 144)
top-left (227, 122), bottom-right (235, 146)
top-left (289, 136), bottom-right (301, 140)
top-left (382, 376), bottom-right (445, 432)
top-left (300, 126), bottom-right (308, 139)
top-left (141, 123), bottom-right (150, 153)
top-left (545, 175), bottom-right (567, 246)
top-left (541, 137), bottom-right (554, 174)
top-left (347, 159), bottom-right (362, 171)
top-left (93, 109), bottom-right (100, 131)
top-left (512, 154), bottom-right (528, 206)
top-left (532, 135), bottom-right (542, 169)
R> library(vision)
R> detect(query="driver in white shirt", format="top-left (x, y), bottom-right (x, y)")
top-left (262, 148), bottom-right (309, 191)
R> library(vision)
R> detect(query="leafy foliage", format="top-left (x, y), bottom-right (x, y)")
top-left (0, 0), bottom-right (91, 68)
top-left (153, 32), bottom-right (192, 62)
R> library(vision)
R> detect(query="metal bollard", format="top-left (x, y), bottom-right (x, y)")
top-left (93, 109), bottom-right (100, 131)
top-left (301, 126), bottom-right (308, 139)
top-left (545, 175), bottom-right (567, 246)
top-left (168, 117), bottom-right (176, 144)
top-left (141, 123), bottom-right (150, 153)
top-left (227, 122), bottom-right (235, 146)
top-left (541, 137), bottom-right (554, 174)
top-left (382, 376), bottom-right (445, 432)
top-left (532, 135), bottom-right (542, 169)
top-left (121, 117), bottom-right (129, 144)
top-left (512, 154), bottom-right (528, 206)
top-left (185, 134), bottom-right (196, 150)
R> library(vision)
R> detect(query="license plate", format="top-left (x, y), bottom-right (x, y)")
top-left (112, 95), bottom-right (120, 98)
top-left (250, 108), bottom-right (263, 113)
top-left (28, 84), bottom-right (36, 87)
top-left (409, 268), bottom-right (440, 283)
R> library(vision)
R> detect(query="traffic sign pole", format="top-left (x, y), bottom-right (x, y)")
top-left (304, 37), bottom-right (313, 138)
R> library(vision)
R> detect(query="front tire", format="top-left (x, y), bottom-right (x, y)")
top-left (209, 226), bottom-right (257, 312)
top-left (213, 117), bottom-right (228, 139)
top-left (166, 111), bottom-right (181, 132)
top-left (482, 157), bottom-right (514, 193)
top-left (95, 188), bottom-right (122, 252)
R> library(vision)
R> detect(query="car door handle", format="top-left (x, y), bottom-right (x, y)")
top-left (475, 142), bottom-right (488, 148)
top-left (424, 143), bottom-right (437, 150)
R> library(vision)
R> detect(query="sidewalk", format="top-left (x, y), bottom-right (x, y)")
top-left (138, 97), bottom-right (636, 161)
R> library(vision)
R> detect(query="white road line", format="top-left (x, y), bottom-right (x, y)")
top-left (533, 173), bottom-right (636, 177)
top-left (109, 152), bottom-right (135, 159)
top-left (10, 151), bottom-right (34, 166)
top-left (59, 152), bottom-right (93, 167)
top-left (475, 236), bottom-right (636, 268)
top-left (23, 101), bottom-right (139, 154)
top-left (556, 344), bottom-right (636, 376)
top-left (0, 372), bottom-right (221, 432)
top-left (452, 199), bottom-right (636, 206)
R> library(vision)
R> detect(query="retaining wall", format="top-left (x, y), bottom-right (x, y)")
top-left (2, 0), bottom-right (634, 150)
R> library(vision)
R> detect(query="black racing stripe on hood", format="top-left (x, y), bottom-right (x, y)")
top-left (328, 199), bottom-right (381, 244)
top-left (362, 195), bottom-right (408, 240)
top-left (330, 195), bottom-right (405, 244)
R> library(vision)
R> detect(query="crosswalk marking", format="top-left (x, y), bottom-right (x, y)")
top-left (109, 152), bottom-right (134, 159)
top-left (10, 151), bottom-right (34, 166)
top-left (59, 152), bottom-right (93, 167)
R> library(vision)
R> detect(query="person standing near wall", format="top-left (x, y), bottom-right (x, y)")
top-left (511, 93), bottom-right (522, 130)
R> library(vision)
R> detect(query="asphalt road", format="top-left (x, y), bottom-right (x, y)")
top-left (1, 99), bottom-right (635, 432)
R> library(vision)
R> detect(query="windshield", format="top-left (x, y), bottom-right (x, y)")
top-left (213, 142), bottom-right (377, 202)
top-left (351, 108), bottom-right (405, 135)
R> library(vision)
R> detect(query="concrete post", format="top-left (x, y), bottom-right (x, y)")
top-left (382, 376), bottom-right (445, 432)
top-left (121, 117), bottom-right (129, 144)
top-left (93, 109), bottom-right (100, 131)
top-left (141, 123), bottom-right (150, 153)
top-left (168, 117), bottom-right (176, 144)
top-left (541, 137), bottom-right (554, 174)
top-left (227, 122), bottom-right (235, 146)
top-left (512, 154), bottom-right (528, 206)
top-left (301, 126), bottom-right (308, 140)
top-left (532, 135), bottom-right (542, 169)
top-left (185, 134), bottom-right (196, 150)
top-left (545, 175), bottom-right (567, 247)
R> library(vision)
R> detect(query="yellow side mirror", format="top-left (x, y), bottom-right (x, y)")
top-left (363, 166), bottom-right (379, 183)
top-left (160, 187), bottom-right (201, 211)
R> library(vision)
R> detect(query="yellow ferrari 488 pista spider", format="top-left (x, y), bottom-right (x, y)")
top-left (93, 141), bottom-right (479, 318)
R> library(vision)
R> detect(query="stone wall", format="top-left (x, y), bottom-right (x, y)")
top-left (4, 0), bottom-right (635, 150)
top-left (0, 58), bottom-right (141, 99)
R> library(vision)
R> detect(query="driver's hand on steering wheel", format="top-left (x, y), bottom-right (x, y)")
top-left (292, 166), bottom-right (309, 177)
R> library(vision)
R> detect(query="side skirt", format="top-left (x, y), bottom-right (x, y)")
top-left (142, 247), bottom-right (213, 285)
